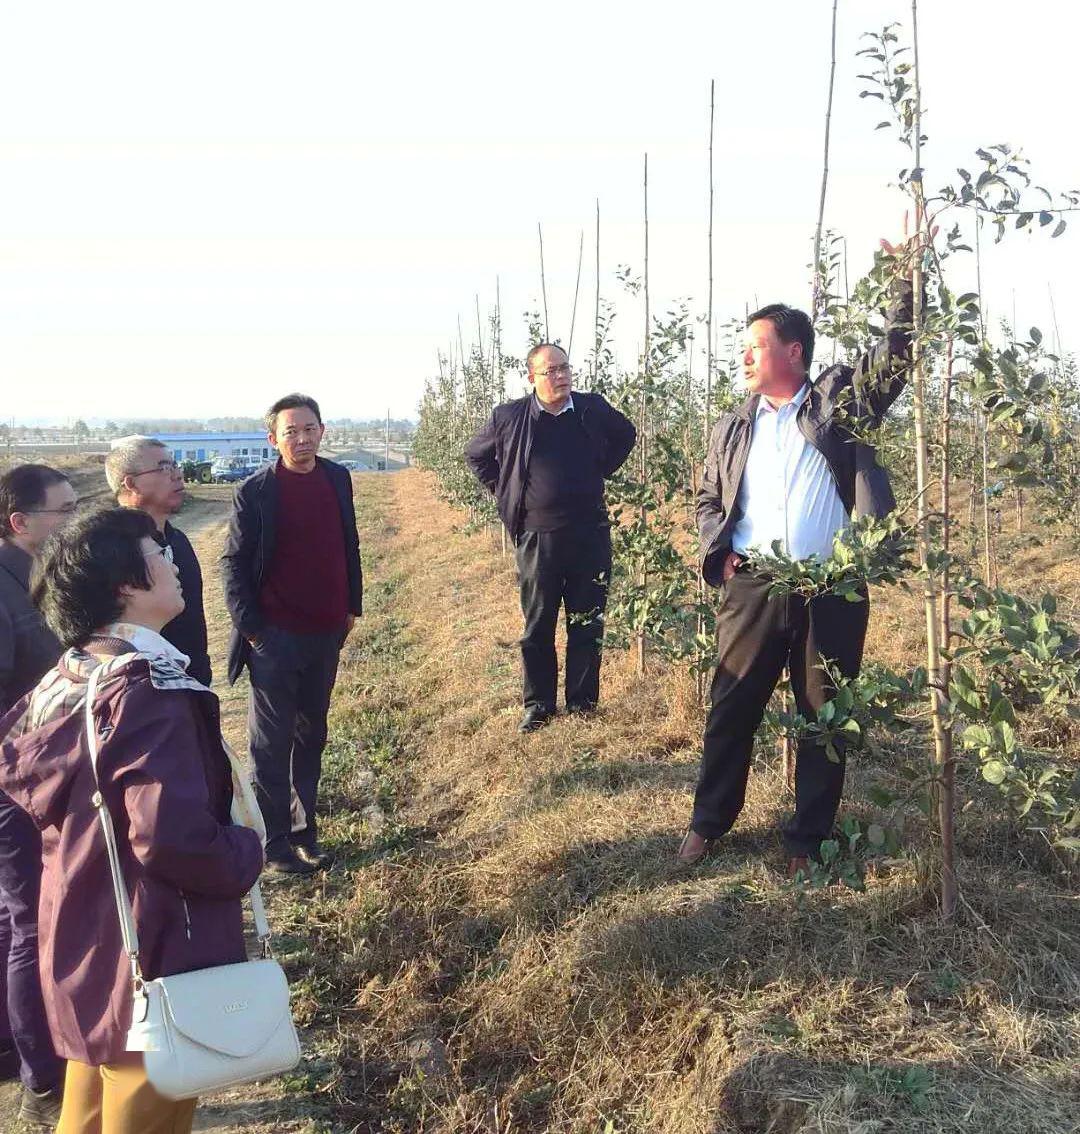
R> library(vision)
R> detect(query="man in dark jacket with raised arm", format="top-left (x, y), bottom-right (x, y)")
top-left (680, 233), bottom-right (919, 874)
top-left (221, 394), bottom-right (362, 875)
top-left (467, 344), bottom-right (637, 732)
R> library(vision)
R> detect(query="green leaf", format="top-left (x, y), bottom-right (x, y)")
top-left (963, 724), bottom-right (992, 748)
top-left (1052, 219), bottom-right (1067, 237)
top-left (867, 823), bottom-right (886, 847)
top-left (982, 761), bottom-right (1009, 785)
top-left (998, 721), bottom-right (1017, 755)
top-left (989, 698), bottom-right (1015, 725)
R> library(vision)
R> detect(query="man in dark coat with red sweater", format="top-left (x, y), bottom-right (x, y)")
top-left (222, 394), bottom-right (362, 875)
top-left (467, 344), bottom-right (636, 732)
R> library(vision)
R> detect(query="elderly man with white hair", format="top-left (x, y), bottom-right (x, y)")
top-left (104, 437), bottom-right (212, 686)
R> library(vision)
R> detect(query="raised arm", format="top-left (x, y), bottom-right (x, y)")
top-left (848, 271), bottom-right (916, 423)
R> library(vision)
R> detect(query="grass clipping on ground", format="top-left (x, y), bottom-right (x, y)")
top-left (269, 470), bottom-right (1079, 1134)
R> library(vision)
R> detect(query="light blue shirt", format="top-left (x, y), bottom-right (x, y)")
top-left (730, 383), bottom-right (848, 561)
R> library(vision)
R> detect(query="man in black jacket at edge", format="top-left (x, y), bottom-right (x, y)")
top-left (106, 436), bottom-right (213, 686)
top-left (467, 343), bottom-right (637, 732)
top-left (679, 230), bottom-right (922, 876)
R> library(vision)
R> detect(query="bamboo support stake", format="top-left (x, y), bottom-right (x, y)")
top-left (911, 0), bottom-right (957, 920)
top-left (637, 153), bottom-right (650, 678)
top-left (704, 80), bottom-right (716, 451)
top-left (811, 0), bottom-right (839, 323)
top-left (939, 335), bottom-right (955, 654)
top-left (568, 229), bottom-right (584, 360)
top-left (538, 223), bottom-right (550, 341)
top-left (593, 200), bottom-right (601, 389)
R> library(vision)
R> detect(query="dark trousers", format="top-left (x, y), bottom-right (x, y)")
top-left (515, 522), bottom-right (613, 712)
top-left (693, 568), bottom-right (870, 857)
top-left (0, 793), bottom-right (62, 1091)
top-left (247, 626), bottom-right (342, 858)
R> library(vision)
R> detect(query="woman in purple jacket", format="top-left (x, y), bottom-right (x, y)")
top-left (0, 508), bottom-right (264, 1133)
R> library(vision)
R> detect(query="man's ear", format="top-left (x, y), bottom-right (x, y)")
top-left (7, 511), bottom-right (30, 536)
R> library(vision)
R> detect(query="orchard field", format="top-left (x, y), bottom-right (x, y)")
top-left (1, 5), bottom-right (1078, 1131)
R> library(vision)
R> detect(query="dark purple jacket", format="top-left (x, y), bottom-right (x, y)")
top-left (0, 639), bottom-right (264, 1065)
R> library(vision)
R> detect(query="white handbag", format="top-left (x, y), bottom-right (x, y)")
top-left (84, 664), bottom-right (302, 1100)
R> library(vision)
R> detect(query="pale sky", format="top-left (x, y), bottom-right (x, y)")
top-left (1, 1), bottom-right (1077, 424)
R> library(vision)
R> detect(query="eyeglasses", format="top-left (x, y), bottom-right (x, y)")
top-left (131, 460), bottom-right (180, 477)
top-left (145, 543), bottom-right (175, 564)
top-left (533, 363), bottom-right (572, 379)
top-left (24, 503), bottom-right (80, 515)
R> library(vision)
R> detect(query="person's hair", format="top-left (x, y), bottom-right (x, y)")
top-left (266, 394), bottom-right (322, 433)
top-left (525, 343), bottom-right (568, 373)
top-left (747, 304), bottom-right (815, 370)
top-left (104, 437), bottom-right (167, 497)
top-left (0, 464), bottom-right (71, 538)
top-left (33, 507), bottom-right (158, 649)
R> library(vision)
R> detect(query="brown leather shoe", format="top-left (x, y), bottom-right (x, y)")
top-left (786, 855), bottom-right (810, 880)
top-left (675, 829), bottom-right (714, 866)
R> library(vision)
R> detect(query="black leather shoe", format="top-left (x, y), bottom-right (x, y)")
top-left (293, 842), bottom-right (334, 869)
top-left (519, 706), bottom-right (555, 733)
top-left (20, 1083), bottom-right (64, 1127)
top-left (265, 847), bottom-right (317, 876)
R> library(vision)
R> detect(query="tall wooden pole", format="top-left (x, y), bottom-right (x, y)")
top-left (568, 230), bottom-right (584, 360)
top-left (811, 0), bottom-right (839, 323)
top-left (538, 223), bottom-right (550, 341)
top-left (637, 153), bottom-right (650, 677)
top-left (705, 80), bottom-right (716, 450)
top-left (911, 0), bottom-right (957, 920)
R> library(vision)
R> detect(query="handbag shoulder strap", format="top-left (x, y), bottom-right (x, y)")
top-left (84, 664), bottom-right (144, 978)
top-left (83, 664), bottom-right (272, 968)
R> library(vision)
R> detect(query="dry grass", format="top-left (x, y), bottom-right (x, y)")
top-left (9, 471), bottom-right (1069, 1133)
top-left (280, 469), bottom-right (1078, 1133)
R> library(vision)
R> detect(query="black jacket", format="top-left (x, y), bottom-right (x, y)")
top-left (0, 540), bottom-right (62, 713)
top-left (161, 521), bottom-right (212, 687)
top-left (696, 277), bottom-right (915, 588)
top-left (220, 458), bottom-right (363, 685)
top-left (465, 391), bottom-right (637, 540)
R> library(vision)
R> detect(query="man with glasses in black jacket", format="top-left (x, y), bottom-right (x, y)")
top-left (467, 344), bottom-right (636, 732)
top-left (0, 463), bottom-right (74, 1127)
top-left (106, 437), bottom-right (212, 687)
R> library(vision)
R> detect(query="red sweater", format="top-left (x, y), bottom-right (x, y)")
top-left (259, 462), bottom-right (349, 634)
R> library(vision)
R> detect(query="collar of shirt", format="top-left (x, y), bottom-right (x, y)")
top-left (755, 382), bottom-right (810, 419)
top-left (534, 392), bottom-right (575, 416)
top-left (104, 622), bottom-right (191, 671)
